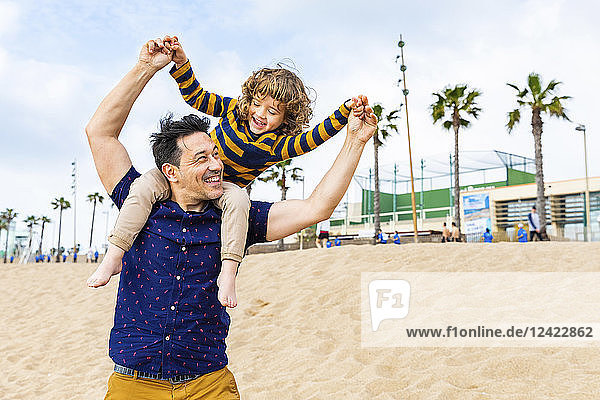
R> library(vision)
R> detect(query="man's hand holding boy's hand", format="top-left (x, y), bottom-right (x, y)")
top-left (163, 35), bottom-right (188, 69)
top-left (347, 94), bottom-right (377, 145)
top-left (138, 37), bottom-right (173, 73)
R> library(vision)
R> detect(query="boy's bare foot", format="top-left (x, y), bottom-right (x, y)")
top-left (217, 260), bottom-right (238, 308)
top-left (87, 244), bottom-right (125, 288)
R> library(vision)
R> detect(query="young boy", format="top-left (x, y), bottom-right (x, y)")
top-left (88, 36), bottom-right (363, 308)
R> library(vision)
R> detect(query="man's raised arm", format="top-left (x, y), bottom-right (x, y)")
top-left (86, 38), bottom-right (172, 194)
top-left (265, 97), bottom-right (377, 241)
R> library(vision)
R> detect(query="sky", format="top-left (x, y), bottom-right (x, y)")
top-left (1, 0), bottom-right (598, 251)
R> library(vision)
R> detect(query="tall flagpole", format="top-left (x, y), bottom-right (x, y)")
top-left (71, 159), bottom-right (77, 259)
top-left (397, 35), bottom-right (419, 243)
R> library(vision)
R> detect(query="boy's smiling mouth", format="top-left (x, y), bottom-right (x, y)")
top-left (251, 116), bottom-right (267, 130)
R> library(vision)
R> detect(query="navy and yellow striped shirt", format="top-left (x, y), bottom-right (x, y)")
top-left (170, 61), bottom-right (351, 187)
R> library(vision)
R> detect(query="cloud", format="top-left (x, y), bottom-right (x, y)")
top-left (0, 1), bottom-right (19, 36)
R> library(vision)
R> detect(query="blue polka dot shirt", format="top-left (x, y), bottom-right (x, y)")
top-left (108, 166), bottom-right (272, 377)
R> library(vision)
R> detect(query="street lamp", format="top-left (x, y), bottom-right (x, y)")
top-left (575, 124), bottom-right (591, 241)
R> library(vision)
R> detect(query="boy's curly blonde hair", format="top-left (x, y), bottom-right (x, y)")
top-left (237, 68), bottom-right (313, 136)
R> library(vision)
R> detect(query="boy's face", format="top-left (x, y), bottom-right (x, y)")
top-left (248, 94), bottom-right (285, 135)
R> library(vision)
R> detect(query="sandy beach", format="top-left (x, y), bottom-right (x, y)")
top-left (2, 242), bottom-right (600, 399)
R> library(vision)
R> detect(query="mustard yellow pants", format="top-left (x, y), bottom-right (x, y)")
top-left (108, 167), bottom-right (250, 262)
top-left (104, 368), bottom-right (240, 400)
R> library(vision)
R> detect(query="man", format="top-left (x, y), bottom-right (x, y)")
top-left (482, 228), bottom-right (493, 243)
top-left (441, 222), bottom-right (450, 243)
top-left (315, 218), bottom-right (330, 248)
top-left (527, 205), bottom-right (541, 241)
top-left (86, 37), bottom-right (376, 399)
top-left (376, 229), bottom-right (388, 244)
top-left (517, 223), bottom-right (528, 242)
top-left (451, 222), bottom-right (461, 242)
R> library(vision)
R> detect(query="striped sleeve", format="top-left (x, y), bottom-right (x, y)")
top-left (272, 102), bottom-right (351, 160)
top-left (169, 61), bottom-right (236, 118)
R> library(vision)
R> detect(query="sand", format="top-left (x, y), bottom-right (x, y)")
top-left (2, 242), bottom-right (600, 399)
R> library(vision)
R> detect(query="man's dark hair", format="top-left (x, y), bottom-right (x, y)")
top-left (150, 113), bottom-right (211, 169)
top-left (532, 205), bottom-right (537, 210)
top-left (452, 222), bottom-right (456, 227)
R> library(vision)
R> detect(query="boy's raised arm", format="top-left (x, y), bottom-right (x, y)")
top-left (265, 98), bottom-right (376, 241)
top-left (168, 39), bottom-right (234, 119)
top-left (271, 99), bottom-right (353, 160)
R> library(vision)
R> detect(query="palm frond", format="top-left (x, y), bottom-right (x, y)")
top-left (372, 104), bottom-right (384, 120)
top-left (431, 103), bottom-right (445, 123)
top-left (449, 85), bottom-right (467, 101)
top-left (527, 73), bottom-right (542, 97)
top-left (539, 79), bottom-right (561, 100)
top-left (442, 120), bottom-right (452, 130)
top-left (507, 83), bottom-right (529, 99)
top-left (463, 89), bottom-right (481, 107)
top-left (506, 109), bottom-right (521, 133)
top-left (547, 96), bottom-right (571, 121)
top-left (466, 105), bottom-right (482, 119)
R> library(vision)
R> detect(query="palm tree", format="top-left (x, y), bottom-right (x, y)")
top-left (507, 73), bottom-right (570, 237)
top-left (24, 215), bottom-right (40, 253)
top-left (38, 216), bottom-right (51, 255)
top-left (431, 84), bottom-right (482, 231)
top-left (371, 104), bottom-right (400, 238)
top-left (0, 220), bottom-right (7, 261)
top-left (259, 159), bottom-right (303, 250)
top-left (87, 192), bottom-right (104, 248)
top-left (51, 197), bottom-right (71, 262)
top-left (1, 208), bottom-right (18, 263)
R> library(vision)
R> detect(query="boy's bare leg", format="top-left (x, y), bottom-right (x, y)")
top-left (214, 181), bottom-right (250, 308)
top-left (87, 243), bottom-right (125, 287)
top-left (217, 259), bottom-right (239, 308)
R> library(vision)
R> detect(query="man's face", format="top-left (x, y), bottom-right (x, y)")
top-left (173, 132), bottom-right (224, 201)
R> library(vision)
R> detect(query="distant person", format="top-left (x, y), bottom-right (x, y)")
top-left (94, 250), bottom-right (99, 263)
top-left (393, 231), bottom-right (401, 245)
top-left (10, 255), bottom-right (14, 263)
top-left (451, 222), bottom-right (461, 242)
top-left (62, 254), bottom-right (67, 262)
top-left (47, 254), bottom-right (51, 263)
top-left (73, 251), bottom-right (78, 263)
top-left (528, 205), bottom-right (541, 241)
top-left (316, 219), bottom-right (331, 248)
top-left (517, 223), bottom-right (528, 242)
top-left (441, 222), bottom-right (450, 243)
top-left (482, 228), bottom-right (493, 243)
top-left (87, 249), bottom-right (93, 263)
top-left (334, 237), bottom-right (342, 247)
top-left (376, 229), bottom-right (388, 244)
